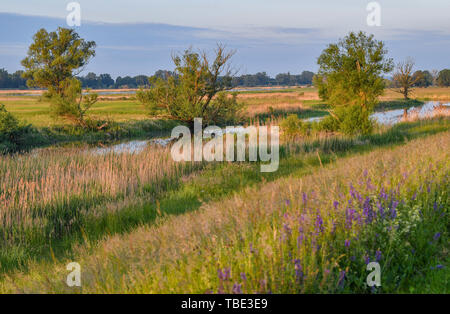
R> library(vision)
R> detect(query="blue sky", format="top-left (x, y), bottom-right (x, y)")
top-left (1, 1), bottom-right (449, 77)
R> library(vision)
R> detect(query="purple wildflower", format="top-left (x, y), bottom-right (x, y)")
top-left (240, 272), bottom-right (247, 281)
top-left (285, 199), bottom-right (291, 206)
top-left (375, 250), bottom-right (382, 262)
top-left (363, 196), bottom-right (374, 224)
top-left (333, 200), bottom-right (339, 210)
top-left (315, 214), bottom-right (324, 234)
top-left (433, 232), bottom-right (441, 241)
top-left (345, 239), bottom-right (351, 248)
top-left (302, 192), bottom-right (307, 206)
top-left (232, 283), bottom-right (242, 294)
top-left (364, 255), bottom-right (370, 265)
top-left (294, 259), bottom-right (303, 280)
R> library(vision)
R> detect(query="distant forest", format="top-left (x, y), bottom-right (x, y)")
top-left (2, 68), bottom-right (450, 89)
top-left (0, 68), bottom-right (315, 89)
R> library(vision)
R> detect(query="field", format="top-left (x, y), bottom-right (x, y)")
top-left (2, 87), bottom-right (449, 129)
top-left (0, 87), bottom-right (449, 293)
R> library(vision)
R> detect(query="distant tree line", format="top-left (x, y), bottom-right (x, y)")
top-left (2, 66), bottom-right (450, 90)
top-left (231, 71), bottom-right (315, 87)
top-left (0, 69), bottom-right (28, 89)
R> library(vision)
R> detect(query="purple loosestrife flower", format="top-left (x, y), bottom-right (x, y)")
top-left (297, 234), bottom-right (304, 247)
top-left (375, 250), bottom-right (382, 262)
top-left (285, 199), bottom-right (291, 206)
top-left (345, 239), bottom-right (351, 248)
top-left (376, 201), bottom-right (385, 219)
top-left (379, 187), bottom-right (388, 201)
top-left (433, 233), bottom-right (441, 241)
top-left (333, 200), bottom-right (339, 210)
top-left (345, 208), bottom-right (355, 230)
top-left (390, 200), bottom-right (399, 219)
top-left (240, 273), bottom-right (247, 281)
top-left (363, 196), bottom-right (374, 224)
top-left (302, 192), bottom-right (307, 206)
top-left (315, 214), bottom-right (324, 234)
top-left (294, 259), bottom-right (303, 280)
top-left (232, 283), bottom-right (243, 294)
top-left (349, 183), bottom-right (357, 199)
top-left (364, 255), bottom-right (370, 265)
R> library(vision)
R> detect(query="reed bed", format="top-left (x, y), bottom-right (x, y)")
top-left (2, 131), bottom-right (448, 293)
top-left (0, 144), bottom-right (203, 268)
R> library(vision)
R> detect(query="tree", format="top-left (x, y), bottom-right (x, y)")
top-left (412, 70), bottom-right (433, 87)
top-left (314, 31), bottom-right (393, 110)
top-left (21, 27), bottom-right (96, 96)
top-left (430, 69), bottom-right (440, 86)
top-left (437, 69), bottom-right (450, 87)
top-left (137, 45), bottom-right (242, 127)
top-left (392, 58), bottom-right (420, 99)
top-left (313, 31), bottom-right (393, 135)
top-left (49, 78), bottom-right (98, 127)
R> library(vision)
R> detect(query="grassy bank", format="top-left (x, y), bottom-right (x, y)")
top-left (0, 125), bottom-right (448, 293)
top-left (0, 118), bottom-right (448, 280)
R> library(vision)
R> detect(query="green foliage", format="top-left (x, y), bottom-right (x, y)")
top-left (413, 70), bottom-right (433, 87)
top-left (314, 31), bottom-right (392, 135)
top-left (137, 45), bottom-right (243, 126)
top-left (0, 105), bottom-right (33, 153)
top-left (319, 105), bottom-right (373, 135)
top-left (437, 69), bottom-right (450, 87)
top-left (21, 27), bottom-right (96, 95)
top-left (49, 78), bottom-right (98, 127)
top-left (314, 31), bottom-right (393, 110)
top-left (281, 114), bottom-right (304, 140)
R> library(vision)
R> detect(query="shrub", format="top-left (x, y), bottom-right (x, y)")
top-left (281, 114), bottom-right (303, 140)
top-left (0, 105), bottom-right (33, 153)
top-left (319, 105), bottom-right (373, 135)
top-left (49, 78), bottom-right (98, 127)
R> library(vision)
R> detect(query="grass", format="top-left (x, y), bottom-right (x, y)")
top-left (0, 125), bottom-right (447, 293)
top-left (0, 87), bottom-right (449, 293)
top-left (0, 117), bottom-right (448, 285)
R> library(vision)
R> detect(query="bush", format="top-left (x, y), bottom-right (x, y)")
top-left (281, 114), bottom-right (304, 140)
top-left (49, 78), bottom-right (98, 127)
top-left (319, 105), bottom-right (373, 135)
top-left (0, 105), bottom-right (33, 153)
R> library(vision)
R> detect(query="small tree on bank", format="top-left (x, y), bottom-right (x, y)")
top-left (314, 31), bottom-right (393, 135)
top-left (21, 28), bottom-right (98, 126)
top-left (393, 58), bottom-right (420, 99)
top-left (137, 45), bottom-right (243, 127)
top-left (50, 78), bottom-right (98, 127)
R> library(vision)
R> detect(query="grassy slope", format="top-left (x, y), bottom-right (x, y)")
top-left (0, 118), bottom-right (448, 293)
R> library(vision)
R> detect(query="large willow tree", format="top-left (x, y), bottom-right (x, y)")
top-left (314, 31), bottom-right (394, 135)
top-left (314, 31), bottom-right (393, 110)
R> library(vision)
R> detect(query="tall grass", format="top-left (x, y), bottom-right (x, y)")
top-left (0, 145), bottom-right (203, 270)
top-left (1, 131), bottom-right (447, 293)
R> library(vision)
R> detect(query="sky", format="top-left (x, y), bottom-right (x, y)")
top-left (1, 0), bottom-right (449, 77)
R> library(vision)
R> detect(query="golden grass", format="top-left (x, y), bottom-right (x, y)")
top-left (2, 131), bottom-right (448, 293)
top-left (0, 145), bottom-right (198, 242)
